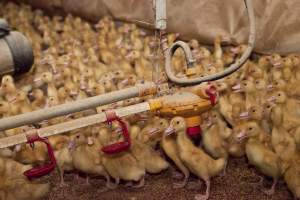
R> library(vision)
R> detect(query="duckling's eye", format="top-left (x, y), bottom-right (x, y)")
top-left (160, 122), bottom-right (163, 125)
top-left (252, 110), bottom-right (256, 113)
top-left (267, 105), bottom-right (271, 108)
top-left (278, 94), bottom-right (281, 97)
top-left (176, 121), bottom-right (180, 124)
top-left (248, 127), bottom-right (253, 131)
top-left (76, 135), bottom-right (80, 139)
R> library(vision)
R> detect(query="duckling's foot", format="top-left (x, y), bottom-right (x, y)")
top-left (74, 173), bottom-right (80, 181)
top-left (59, 181), bottom-right (69, 188)
top-left (195, 179), bottom-right (210, 200)
top-left (172, 171), bottom-right (183, 180)
top-left (263, 188), bottom-right (275, 196)
top-left (194, 194), bottom-right (209, 200)
top-left (106, 183), bottom-right (118, 189)
top-left (132, 176), bottom-right (145, 188)
top-left (221, 160), bottom-right (229, 177)
top-left (221, 168), bottom-right (227, 177)
top-left (125, 182), bottom-right (133, 187)
top-left (187, 180), bottom-right (202, 190)
top-left (106, 176), bottom-right (118, 189)
top-left (84, 176), bottom-right (90, 186)
top-left (173, 178), bottom-right (188, 189)
top-left (262, 179), bottom-right (277, 196)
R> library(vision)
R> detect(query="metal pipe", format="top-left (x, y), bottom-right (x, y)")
top-left (163, 0), bottom-right (256, 85)
top-left (0, 83), bottom-right (156, 131)
top-left (0, 101), bottom-right (151, 149)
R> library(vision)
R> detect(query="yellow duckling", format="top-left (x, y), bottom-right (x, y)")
top-left (129, 124), bottom-right (169, 174)
top-left (202, 110), bottom-right (231, 160)
top-left (234, 121), bottom-right (281, 195)
top-left (161, 119), bottom-right (190, 189)
top-left (166, 117), bottom-right (226, 200)
top-left (98, 127), bottom-right (146, 188)
top-left (71, 133), bottom-right (110, 186)
top-left (11, 90), bottom-right (32, 114)
top-left (1, 75), bottom-right (17, 102)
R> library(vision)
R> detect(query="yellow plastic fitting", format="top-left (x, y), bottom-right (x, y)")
top-left (185, 116), bottom-right (201, 127)
top-left (148, 99), bottom-right (162, 111)
top-left (186, 68), bottom-right (197, 76)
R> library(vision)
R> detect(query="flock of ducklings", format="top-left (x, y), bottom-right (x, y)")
top-left (0, 2), bottom-right (300, 200)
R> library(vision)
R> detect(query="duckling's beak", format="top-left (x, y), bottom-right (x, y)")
top-left (149, 41), bottom-right (156, 47)
top-left (87, 137), bottom-right (94, 145)
top-left (125, 51), bottom-right (134, 59)
top-left (14, 144), bottom-right (22, 152)
top-left (51, 65), bottom-right (58, 74)
top-left (114, 128), bottom-right (123, 134)
top-left (110, 102), bottom-right (118, 109)
top-left (164, 126), bottom-right (175, 136)
top-left (137, 113), bottom-right (149, 121)
top-left (266, 84), bottom-right (273, 91)
top-left (70, 90), bottom-right (78, 96)
top-left (239, 112), bottom-right (250, 120)
top-left (85, 88), bottom-right (92, 93)
top-left (64, 114), bottom-right (72, 119)
top-left (148, 127), bottom-right (160, 135)
top-left (121, 78), bottom-right (129, 85)
top-left (54, 73), bottom-right (61, 79)
top-left (236, 130), bottom-right (247, 142)
top-left (33, 77), bottom-right (41, 83)
top-left (83, 58), bottom-right (89, 63)
top-left (68, 140), bottom-right (76, 150)
top-left (205, 116), bottom-right (213, 127)
top-left (232, 84), bottom-right (242, 92)
top-left (267, 96), bottom-right (276, 102)
top-left (230, 47), bottom-right (240, 54)
top-left (9, 96), bottom-right (16, 103)
top-left (273, 62), bottom-right (282, 68)
top-left (28, 92), bottom-right (34, 98)
top-left (80, 83), bottom-right (87, 90)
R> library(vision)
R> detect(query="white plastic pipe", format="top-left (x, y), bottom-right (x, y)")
top-left (0, 102), bottom-right (151, 149)
top-left (0, 82), bottom-right (156, 131)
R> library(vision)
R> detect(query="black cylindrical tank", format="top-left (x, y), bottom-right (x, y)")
top-left (0, 18), bottom-right (34, 76)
